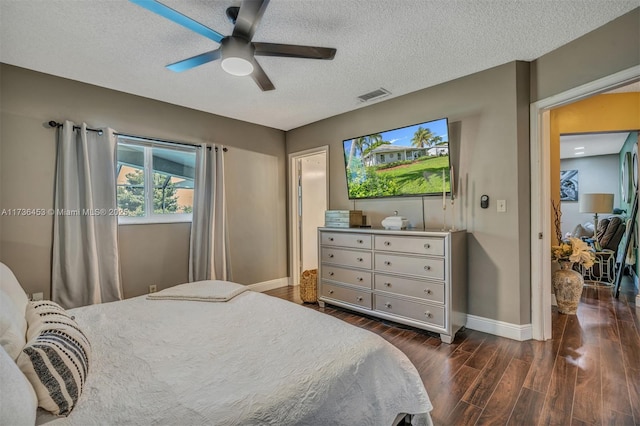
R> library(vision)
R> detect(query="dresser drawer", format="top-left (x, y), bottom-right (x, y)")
top-left (321, 247), bottom-right (372, 269)
top-left (322, 266), bottom-right (372, 288)
top-left (375, 253), bottom-right (445, 280)
top-left (321, 282), bottom-right (372, 309)
top-left (375, 235), bottom-right (444, 256)
top-left (374, 294), bottom-right (445, 327)
top-left (321, 232), bottom-right (372, 249)
top-left (374, 274), bottom-right (444, 303)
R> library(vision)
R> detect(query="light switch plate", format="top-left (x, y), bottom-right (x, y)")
top-left (497, 200), bottom-right (506, 212)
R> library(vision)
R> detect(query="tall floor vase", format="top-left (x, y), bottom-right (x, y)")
top-left (552, 261), bottom-right (584, 314)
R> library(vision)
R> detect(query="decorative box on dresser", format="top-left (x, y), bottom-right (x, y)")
top-left (318, 227), bottom-right (467, 343)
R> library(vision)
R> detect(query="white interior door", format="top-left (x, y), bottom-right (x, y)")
top-left (299, 153), bottom-right (327, 272)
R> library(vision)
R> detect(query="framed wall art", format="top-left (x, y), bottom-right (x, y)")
top-left (560, 169), bottom-right (578, 201)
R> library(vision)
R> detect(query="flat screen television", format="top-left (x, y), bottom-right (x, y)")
top-left (342, 117), bottom-right (450, 199)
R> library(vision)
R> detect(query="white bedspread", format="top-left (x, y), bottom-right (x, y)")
top-left (37, 290), bottom-right (432, 426)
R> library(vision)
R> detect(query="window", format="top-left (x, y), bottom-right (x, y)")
top-left (116, 136), bottom-right (196, 224)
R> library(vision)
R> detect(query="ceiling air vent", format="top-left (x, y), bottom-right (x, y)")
top-left (357, 88), bottom-right (391, 103)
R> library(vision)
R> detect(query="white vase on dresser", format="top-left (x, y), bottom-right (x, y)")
top-left (318, 227), bottom-right (467, 344)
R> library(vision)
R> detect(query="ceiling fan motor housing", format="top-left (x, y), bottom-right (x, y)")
top-left (221, 37), bottom-right (255, 76)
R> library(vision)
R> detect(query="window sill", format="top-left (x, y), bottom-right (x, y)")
top-left (118, 214), bottom-right (192, 225)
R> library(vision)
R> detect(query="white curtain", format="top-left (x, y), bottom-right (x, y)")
top-left (52, 121), bottom-right (122, 309)
top-left (189, 144), bottom-right (229, 282)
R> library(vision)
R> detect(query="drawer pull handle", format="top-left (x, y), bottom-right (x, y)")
top-left (329, 272), bottom-right (334, 276)
top-left (384, 261), bottom-right (391, 266)
top-left (329, 290), bottom-right (334, 294)
top-left (357, 239), bottom-right (363, 244)
top-left (424, 243), bottom-right (431, 249)
top-left (357, 277), bottom-right (363, 282)
top-left (329, 237), bottom-right (334, 241)
top-left (384, 302), bottom-right (392, 308)
top-left (384, 241), bottom-right (391, 246)
top-left (424, 265), bottom-right (431, 271)
top-left (424, 288), bottom-right (432, 294)
top-left (329, 254), bottom-right (334, 258)
top-left (425, 311), bottom-right (433, 318)
top-left (356, 257), bottom-right (363, 262)
top-left (356, 296), bottom-right (363, 302)
top-left (384, 282), bottom-right (391, 287)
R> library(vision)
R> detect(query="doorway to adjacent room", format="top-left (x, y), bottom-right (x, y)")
top-left (288, 146), bottom-right (328, 286)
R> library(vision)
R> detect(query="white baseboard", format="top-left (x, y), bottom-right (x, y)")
top-left (247, 277), bottom-right (289, 293)
top-left (466, 314), bottom-right (533, 341)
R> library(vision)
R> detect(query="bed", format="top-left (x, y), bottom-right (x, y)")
top-left (0, 263), bottom-right (433, 425)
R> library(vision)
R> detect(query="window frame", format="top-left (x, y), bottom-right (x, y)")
top-left (116, 136), bottom-right (196, 225)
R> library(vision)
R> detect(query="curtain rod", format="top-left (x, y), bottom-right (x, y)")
top-left (48, 120), bottom-right (103, 135)
top-left (47, 121), bottom-right (227, 152)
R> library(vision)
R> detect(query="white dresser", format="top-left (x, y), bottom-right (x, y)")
top-left (318, 227), bottom-right (467, 343)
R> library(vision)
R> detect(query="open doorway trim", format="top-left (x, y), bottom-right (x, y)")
top-left (530, 65), bottom-right (640, 340)
top-left (288, 146), bottom-right (329, 287)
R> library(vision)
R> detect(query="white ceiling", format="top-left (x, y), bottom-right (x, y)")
top-left (560, 132), bottom-right (630, 159)
top-left (1, 0), bottom-right (638, 131)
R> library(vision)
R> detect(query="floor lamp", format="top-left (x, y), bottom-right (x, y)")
top-left (579, 193), bottom-right (614, 244)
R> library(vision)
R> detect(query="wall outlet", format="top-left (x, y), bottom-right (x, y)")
top-left (32, 292), bottom-right (44, 301)
top-left (148, 285), bottom-right (157, 293)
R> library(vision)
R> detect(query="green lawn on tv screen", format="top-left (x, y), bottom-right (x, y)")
top-left (348, 155), bottom-right (450, 198)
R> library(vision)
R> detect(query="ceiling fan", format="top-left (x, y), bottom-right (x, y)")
top-left (130, 0), bottom-right (337, 91)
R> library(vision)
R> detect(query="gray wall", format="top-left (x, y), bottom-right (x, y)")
top-left (531, 8), bottom-right (640, 102)
top-left (560, 154), bottom-right (620, 237)
top-left (286, 61), bottom-right (532, 325)
top-left (0, 64), bottom-right (287, 299)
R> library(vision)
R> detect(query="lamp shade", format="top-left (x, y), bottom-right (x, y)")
top-left (579, 193), bottom-right (614, 214)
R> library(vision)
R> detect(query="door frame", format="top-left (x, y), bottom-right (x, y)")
top-left (288, 146), bottom-right (329, 286)
top-left (530, 65), bottom-right (640, 340)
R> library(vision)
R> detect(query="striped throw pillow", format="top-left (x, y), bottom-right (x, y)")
top-left (17, 301), bottom-right (90, 416)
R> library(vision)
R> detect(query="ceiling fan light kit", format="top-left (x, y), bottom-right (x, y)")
top-left (129, 0), bottom-right (337, 91)
top-left (221, 57), bottom-right (253, 76)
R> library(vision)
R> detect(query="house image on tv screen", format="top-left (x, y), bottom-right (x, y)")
top-left (363, 145), bottom-right (449, 166)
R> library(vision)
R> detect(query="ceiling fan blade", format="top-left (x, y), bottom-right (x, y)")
top-left (129, 0), bottom-right (224, 43)
top-left (250, 59), bottom-right (275, 91)
top-left (253, 43), bottom-right (336, 60)
top-left (232, 0), bottom-right (270, 41)
top-left (166, 49), bottom-right (221, 72)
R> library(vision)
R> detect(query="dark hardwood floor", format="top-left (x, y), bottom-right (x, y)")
top-left (264, 278), bottom-right (640, 426)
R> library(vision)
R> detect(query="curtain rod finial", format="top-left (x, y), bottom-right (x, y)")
top-left (47, 120), bottom-right (60, 128)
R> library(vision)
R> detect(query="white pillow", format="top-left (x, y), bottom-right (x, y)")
top-left (0, 263), bottom-right (28, 360)
top-left (572, 222), bottom-right (595, 239)
top-left (0, 262), bottom-right (29, 313)
top-left (0, 290), bottom-right (27, 360)
top-left (0, 345), bottom-right (37, 426)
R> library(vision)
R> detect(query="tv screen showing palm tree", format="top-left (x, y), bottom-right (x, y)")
top-left (342, 117), bottom-right (450, 199)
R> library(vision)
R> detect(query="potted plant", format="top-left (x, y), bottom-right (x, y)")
top-left (551, 237), bottom-right (595, 314)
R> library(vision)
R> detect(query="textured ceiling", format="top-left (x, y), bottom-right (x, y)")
top-left (1, 0), bottom-right (638, 131)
